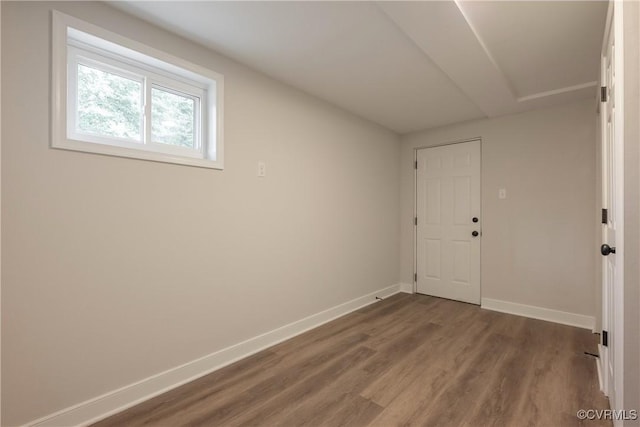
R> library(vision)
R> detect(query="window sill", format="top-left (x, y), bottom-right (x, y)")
top-left (51, 138), bottom-right (224, 170)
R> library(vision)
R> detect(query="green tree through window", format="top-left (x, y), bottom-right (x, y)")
top-left (151, 88), bottom-right (195, 148)
top-left (77, 64), bottom-right (142, 141)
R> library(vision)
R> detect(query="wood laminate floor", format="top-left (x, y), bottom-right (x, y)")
top-left (95, 293), bottom-right (610, 427)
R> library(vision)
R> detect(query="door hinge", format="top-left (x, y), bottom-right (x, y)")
top-left (602, 330), bottom-right (608, 347)
top-left (602, 208), bottom-right (608, 224)
top-left (601, 86), bottom-right (608, 102)
top-left (414, 273), bottom-right (417, 282)
top-left (414, 217), bottom-right (418, 226)
top-left (414, 160), bottom-right (418, 170)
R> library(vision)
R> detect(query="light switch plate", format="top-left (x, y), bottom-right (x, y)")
top-left (258, 161), bottom-right (266, 177)
top-left (498, 188), bottom-right (507, 199)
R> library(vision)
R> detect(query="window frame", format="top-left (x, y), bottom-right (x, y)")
top-left (68, 47), bottom-right (147, 147)
top-left (51, 10), bottom-right (224, 169)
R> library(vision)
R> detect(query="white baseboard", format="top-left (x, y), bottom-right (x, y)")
top-left (481, 298), bottom-right (595, 330)
top-left (27, 283), bottom-right (405, 427)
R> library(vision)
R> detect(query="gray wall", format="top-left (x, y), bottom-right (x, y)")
top-left (1, 2), bottom-right (401, 425)
top-left (401, 100), bottom-right (598, 316)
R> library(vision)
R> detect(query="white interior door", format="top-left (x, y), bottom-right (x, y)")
top-left (415, 141), bottom-right (481, 304)
top-left (601, 28), bottom-right (616, 399)
top-left (600, 2), bottom-right (624, 415)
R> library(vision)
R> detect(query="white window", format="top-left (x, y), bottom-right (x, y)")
top-left (51, 11), bottom-right (224, 169)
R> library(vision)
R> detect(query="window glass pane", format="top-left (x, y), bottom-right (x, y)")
top-left (77, 63), bottom-right (142, 141)
top-left (151, 87), bottom-right (195, 148)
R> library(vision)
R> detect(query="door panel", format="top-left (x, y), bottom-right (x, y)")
top-left (425, 179), bottom-right (441, 224)
top-left (425, 239), bottom-right (441, 279)
top-left (416, 141), bottom-right (481, 304)
top-left (454, 176), bottom-right (471, 225)
top-left (452, 241), bottom-right (470, 283)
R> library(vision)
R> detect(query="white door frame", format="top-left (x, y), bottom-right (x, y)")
top-left (599, 0), bottom-right (625, 417)
top-left (413, 137), bottom-right (482, 297)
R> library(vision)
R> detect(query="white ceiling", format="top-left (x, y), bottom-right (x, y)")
top-left (457, 0), bottom-right (607, 98)
top-left (110, 1), bottom-right (608, 134)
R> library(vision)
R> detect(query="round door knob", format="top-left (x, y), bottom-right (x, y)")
top-left (472, 231), bottom-right (479, 237)
top-left (472, 217), bottom-right (479, 223)
top-left (601, 244), bottom-right (616, 256)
